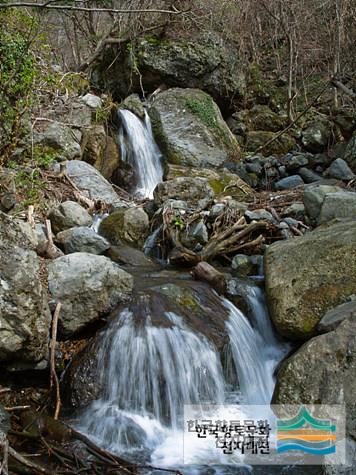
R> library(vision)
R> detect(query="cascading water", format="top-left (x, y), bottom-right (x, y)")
top-left (78, 280), bottom-right (290, 470)
top-left (118, 109), bottom-right (163, 199)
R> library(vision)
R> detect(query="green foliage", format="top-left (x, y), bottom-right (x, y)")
top-left (185, 96), bottom-right (218, 129)
top-left (14, 168), bottom-right (46, 208)
top-left (172, 216), bottom-right (185, 230)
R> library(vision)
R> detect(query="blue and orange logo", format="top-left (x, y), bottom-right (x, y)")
top-left (276, 406), bottom-right (336, 456)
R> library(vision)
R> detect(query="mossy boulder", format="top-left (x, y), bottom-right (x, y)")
top-left (265, 220), bottom-right (356, 340)
top-left (119, 93), bottom-right (145, 119)
top-left (90, 36), bottom-right (245, 109)
top-left (99, 207), bottom-right (149, 248)
top-left (273, 316), bottom-right (356, 440)
top-left (245, 130), bottom-right (295, 156)
top-left (148, 88), bottom-right (241, 168)
top-left (166, 164), bottom-right (253, 201)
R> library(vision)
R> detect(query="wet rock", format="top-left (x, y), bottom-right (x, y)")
top-left (48, 253), bottom-right (133, 338)
top-left (81, 93), bottom-right (102, 109)
top-left (107, 245), bottom-right (159, 268)
top-left (318, 191), bottom-right (356, 224)
top-left (148, 88), bottom-right (240, 168)
top-left (96, 135), bottom-right (121, 180)
top-left (265, 220), bottom-right (356, 340)
top-left (34, 122), bottom-right (81, 159)
top-left (273, 316), bottom-right (356, 440)
top-left (66, 160), bottom-right (125, 207)
top-left (49, 201), bottom-right (92, 234)
top-left (56, 226), bottom-right (110, 255)
top-left (0, 212), bottom-right (51, 368)
top-left (298, 167), bottom-right (322, 183)
top-left (325, 158), bottom-right (354, 181)
top-left (301, 122), bottom-right (331, 153)
top-left (154, 177), bottom-right (214, 211)
top-left (303, 184), bottom-right (342, 222)
top-left (231, 254), bottom-right (260, 277)
top-left (317, 298), bottom-right (356, 333)
top-left (99, 207), bottom-right (149, 248)
top-left (120, 94), bottom-right (145, 119)
top-left (275, 175), bottom-right (304, 190)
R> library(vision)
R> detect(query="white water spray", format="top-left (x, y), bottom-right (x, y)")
top-left (118, 109), bottom-right (163, 199)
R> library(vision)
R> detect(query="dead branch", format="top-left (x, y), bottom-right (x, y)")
top-left (191, 262), bottom-right (227, 295)
top-left (331, 79), bottom-right (356, 99)
top-left (50, 303), bottom-right (62, 420)
top-left (45, 219), bottom-right (62, 259)
top-left (8, 445), bottom-right (47, 474)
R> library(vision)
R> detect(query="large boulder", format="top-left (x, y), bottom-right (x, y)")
top-left (273, 316), bottom-right (356, 440)
top-left (91, 36), bottom-right (245, 109)
top-left (0, 212), bottom-right (51, 368)
top-left (48, 201), bottom-right (92, 234)
top-left (265, 220), bottom-right (356, 340)
top-left (153, 177), bottom-right (215, 210)
top-left (47, 253), bottom-right (133, 338)
top-left (81, 125), bottom-right (107, 168)
top-left (99, 207), bottom-right (149, 248)
top-left (65, 160), bottom-right (125, 207)
top-left (301, 121), bottom-right (331, 153)
top-left (318, 191), bottom-right (356, 224)
top-left (303, 184), bottom-right (343, 223)
top-left (148, 88), bottom-right (241, 168)
top-left (33, 122), bottom-right (81, 159)
top-left (245, 130), bottom-right (295, 156)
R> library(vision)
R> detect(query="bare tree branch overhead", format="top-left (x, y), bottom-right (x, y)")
top-left (0, 1), bottom-right (189, 15)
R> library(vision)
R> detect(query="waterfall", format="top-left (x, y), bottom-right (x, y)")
top-left (78, 281), bottom-right (289, 468)
top-left (118, 109), bottom-right (163, 199)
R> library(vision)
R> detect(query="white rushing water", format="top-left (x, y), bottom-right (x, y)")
top-left (118, 109), bottom-right (163, 199)
top-left (78, 283), bottom-right (290, 470)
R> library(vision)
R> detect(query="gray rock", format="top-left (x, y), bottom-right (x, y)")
top-left (154, 177), bottom-right (214, 211)
top-left (48, 253), bottom-right (133, 337)
top-left (49, 201), bottom-right (92, 234)
top-left (283, 153), bottom-right (309, 171)
top-left (0, 212), bottom-right (51, 367)
top-left (318, 191), bottom-right (356, 224)
top-left (34, 122), bottom-right (81, 159)
top-left (148, 88), bottom-right (240, 168)
top-left (65, 160), bottom-right (125, 207)
top-left (210, 203), bottom-right (226, 219)
top-left (265, 220), bottom-right (356, 340)
top-left (188, 220), bottom-right (209, 244)
top-left (301, 122), bottom-right (330, 153)
top-left (273, 316), bottom-right (356, 440)
top-left (283, 202), bottom-right (305, 219)
top-left (56, 227), bottom-right (110, 254)
top-left (163, 199), bottom-right (188, 212)
top-left (120, 94), bottom-right (145, 119)
top-left (303, 184), bottom-right (343, 222)
top-left (275, 175), bottom-right (304, 190)
top-left (245, 209), bottom-right (274, 222)
top-left (246, 161), bottom-right (263, 175)
top-left (99, 207), bottom-right (150, 248)
top-left (343, 134), bottom-right (356, 172)
top-left (298, 167), bottom-right (322, 183)
top-left (81, 93), bottom-right (102, 109)
top-left (326, 158), bottom-right (354, 181)
top-left (317, 299), bottom-right (356, 333)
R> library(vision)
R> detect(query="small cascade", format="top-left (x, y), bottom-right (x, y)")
top-left (118, 109), bottom-right (163, 199)
top-left (78, 279), bottom-right (290, 469)
top-left (79, 307), bottom-right (225, 457)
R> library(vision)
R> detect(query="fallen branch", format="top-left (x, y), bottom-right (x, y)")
top-left (50, 303), bottom-right (62, 420)
top-left (45, 219), bottom-right (62, 259)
